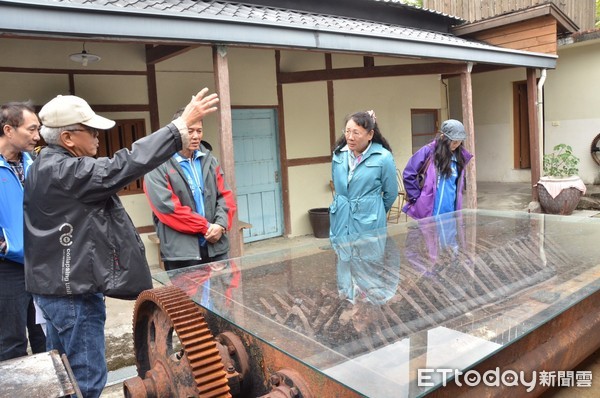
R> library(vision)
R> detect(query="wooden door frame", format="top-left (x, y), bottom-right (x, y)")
top-left (513, 80), bottom-right (531, 170)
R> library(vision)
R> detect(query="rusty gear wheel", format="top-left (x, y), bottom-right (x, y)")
top-left (124, 285), bottom-right (231, 398)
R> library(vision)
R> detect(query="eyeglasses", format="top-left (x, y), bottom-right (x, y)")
top-left (66, 127), bottom-right (100, 138)
top-left (344, 129), bottom-right (366, 138)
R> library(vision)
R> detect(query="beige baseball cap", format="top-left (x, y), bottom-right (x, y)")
top-left (39, 95), bottom-right (115, 129)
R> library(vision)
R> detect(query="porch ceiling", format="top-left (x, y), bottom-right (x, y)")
top-left (0, 0), bottom-right (556, 69)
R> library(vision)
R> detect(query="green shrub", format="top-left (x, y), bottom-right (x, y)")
top-left (542, 144), bottom-right (580, 177)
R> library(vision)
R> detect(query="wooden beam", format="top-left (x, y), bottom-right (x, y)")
top-left (275, 50), bottom-right (292, 236)
top-left (442, 63), bottom-right (518, 80)
top-left (146, 44), bottom-right (193, 64)
top-left (326, 53), bottom-right (336, 151)
top-left (88, 104), bottom-right (149, 113)
top-left (145, 44), bottom-right (160, 132)
top-left (279, 62), bottom-right (467, 84)
top-left (68, 73), bottom-right (75, 95)
top-left (0, 66), bottom-right (146, 75)
top-left (213, 45), bottom-right (242, 258)
top-left (527, 68), bottom-right (540, 202)
top-left (460, 63), bottom-right (477, 210)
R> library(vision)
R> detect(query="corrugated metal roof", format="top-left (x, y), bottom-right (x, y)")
top-left (0, 0), bottom-right (557, 68)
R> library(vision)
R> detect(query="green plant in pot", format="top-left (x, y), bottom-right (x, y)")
top-left (537, 144), bottom-right (586, 215)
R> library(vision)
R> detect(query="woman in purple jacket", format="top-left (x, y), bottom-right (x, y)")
top-left (402, 119), bottom-right (473, 220)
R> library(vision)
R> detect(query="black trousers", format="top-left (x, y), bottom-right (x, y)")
top-left (163, 245), bottom-right (229, 271)
top-left (0, 259), bottom-right (46, 360)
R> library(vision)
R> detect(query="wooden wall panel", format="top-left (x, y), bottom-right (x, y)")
top-left (469, 16), bottom-right (558, 54)
top-left (473, 16), bottom-right (554, 40)
top-left (423, 0), bottom-right (594, 31)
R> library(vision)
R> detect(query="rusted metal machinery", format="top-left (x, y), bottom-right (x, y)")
top-left (0, 350), bottom-right (81, 398)
top-left (124, 210), bottom-right (600, 397)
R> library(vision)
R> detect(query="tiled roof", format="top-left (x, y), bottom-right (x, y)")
top-left (27, 0), bottom-right (497, 49)
top-left (0, 0), bottom-right (557, 68)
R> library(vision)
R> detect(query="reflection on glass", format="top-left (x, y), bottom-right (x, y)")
top-left (165, 260), bottom-right (240, 319)
top-left (333, 230), bottom-right (401, 306)
top-left (152, 210), bottom-right (600, 398)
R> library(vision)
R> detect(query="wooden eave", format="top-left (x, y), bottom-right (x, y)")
top-left (451, 3), bottom-right (579, 38)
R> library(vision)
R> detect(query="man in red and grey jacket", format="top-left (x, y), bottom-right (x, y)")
top-left (143, 108), bottom-right (236, 271)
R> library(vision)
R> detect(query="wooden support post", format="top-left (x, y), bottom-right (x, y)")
top-left (527, 68), bottom-right (540, 201)
top-left (213, 45), bottom-right (243, 258)
top-left (145, 45), bottom-right (160, 132)
top-left (275, 50), bottom-right (292, 236)
top-left (461, 63), bottom-right (477, 209)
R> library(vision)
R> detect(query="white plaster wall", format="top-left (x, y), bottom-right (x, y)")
top-left (282, 81), bottom-right (330, 236)
top-left (0, 38), bottom-right (446, 242)
top-left (280, 50), bottom-right (325, 71)
top-left (0, 72), bottom-right (68, 105)
top-left (332, 53), bottom-right (364, 68)
top-left (0, 38), bottom-right (159, 263)
top-left (155, 46), bottom-right (217, 145)
top-left (544, 40), bottom-right (600, 184)
top-left (227, 48), bottom-right (278, 106)
top-left (0, 38), bottom-right (145, 71)
top-left (448, 68), bottom-right (532, 183)
top-left (473, 68), bottom-right (531, 182)
top-left (155, 46), bottom-right (279, 159)
top-left (285, 72), bottom-right (443, 236)
top-left (283, 82), bottom-right (330, 159)
top-left (288, 163), bottom-right (333, 236)
top-left (0, 39), bottom-right (145, 104)
top-left (334, 75), bottom-right (443, 171)
top-left (260, 51), bottom-right (442, 236)
top-left (448, 38), bottom-right (600, 185)
top-left (155, 69), bottom-right (218, 145)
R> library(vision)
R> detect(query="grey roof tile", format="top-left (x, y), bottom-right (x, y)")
top-left (32, 0), bottom-right (472, 47)
top-left (1, 0), bottom-right (556, 68)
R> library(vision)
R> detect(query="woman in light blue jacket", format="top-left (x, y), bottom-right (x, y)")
top-left (329, 110), bottom-right (398, 239)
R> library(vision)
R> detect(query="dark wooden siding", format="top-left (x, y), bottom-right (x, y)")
top-left (423, 0), bottom-right (594, 31)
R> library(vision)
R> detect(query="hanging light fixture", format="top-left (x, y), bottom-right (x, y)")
top-left (69, 43), bottom-right (101, 67)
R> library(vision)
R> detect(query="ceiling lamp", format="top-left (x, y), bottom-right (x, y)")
top-left (69, 43), bottom-right (101, 67)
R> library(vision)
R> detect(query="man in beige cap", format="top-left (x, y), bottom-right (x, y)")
top-left (23, 88), bottom-right (218, 398)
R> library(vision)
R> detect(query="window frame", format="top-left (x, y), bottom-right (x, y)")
top-left (97, 119), bottom-right (147, 195)
top-left (410, 109), bottom-right (439, 153)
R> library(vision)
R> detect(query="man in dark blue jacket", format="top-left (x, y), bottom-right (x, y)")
top-left (24, 89), bottom-right (219, 398)
top-left (0, 101), bottom-right (45, 361)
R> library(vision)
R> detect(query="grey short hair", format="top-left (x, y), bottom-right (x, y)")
top-left (41, 124), bottom-right (79, 145)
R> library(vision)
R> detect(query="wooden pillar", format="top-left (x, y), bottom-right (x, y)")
top-left (275, 50), bottom-right (292, 236)
top-left (527, 68), bottom-right (540, 201)
top-left (325, 53), bottom-right (336, 151)
top-left (460, 63), bottom-right (477, 209)
top-left (213, 45), bottom-right (243, 258)
top-left (145, 45), bottom-right (160, 132)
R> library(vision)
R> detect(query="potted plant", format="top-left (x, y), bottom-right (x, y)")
top-left (537, 144), bottom-right (587, 215)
